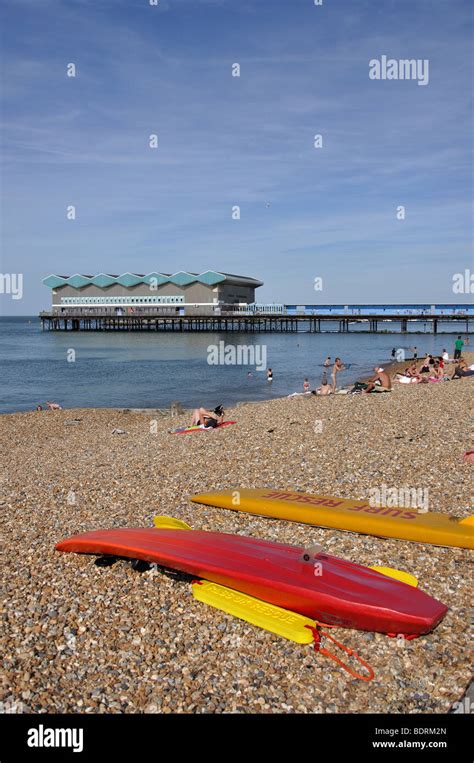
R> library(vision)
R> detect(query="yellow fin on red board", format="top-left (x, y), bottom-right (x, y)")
top-left (369, 566), bottom-right (418, 587)
top-left (153, 515), bottom-right (192, 531)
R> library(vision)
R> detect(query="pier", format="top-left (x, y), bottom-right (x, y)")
top-left (39, 308), bottom-right (472, 334)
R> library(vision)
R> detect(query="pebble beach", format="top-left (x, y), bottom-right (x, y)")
top-left (1, 356), bottom-right (473, 715)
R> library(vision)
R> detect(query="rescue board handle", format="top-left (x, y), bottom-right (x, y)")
top-left (305, 625), bottom-right (375, 682)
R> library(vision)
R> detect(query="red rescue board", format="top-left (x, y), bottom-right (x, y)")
top-left (56, 527), bottom-right (447, 636)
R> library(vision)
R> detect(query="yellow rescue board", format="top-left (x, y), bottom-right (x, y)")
top-left (191, 488), bottom-right (474, 550)
top-left (191, 580), bottom-right (316, 644)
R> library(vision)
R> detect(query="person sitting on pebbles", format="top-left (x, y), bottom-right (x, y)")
top-left (428, 361), bottom-right (444, 382)
top-left (405, 362), bottom-right (421, 380)
top-left (362, 367), bottom-right (392, 393)
top-left (191, 404), bottom-right (225, 428)
top-left (312, 375), bottom-right (332, 395)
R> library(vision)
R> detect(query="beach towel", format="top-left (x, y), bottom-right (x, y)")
top-left (170, 421), bottom-right (236, 435)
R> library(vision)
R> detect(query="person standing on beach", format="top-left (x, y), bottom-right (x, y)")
top-left (412, 346), bottom-right (418, 360)
top-left (454, 336), bottom-right (464, 359)
top-left (331, 358), bottom-right (345, 392)
top-left (303, 378), bottom-right (310, 392)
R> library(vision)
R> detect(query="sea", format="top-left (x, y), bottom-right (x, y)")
top-left (0, 316), bottom-right (471, 414)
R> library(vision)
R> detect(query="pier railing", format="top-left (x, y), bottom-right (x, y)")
top-left (39, 305), bottom-right (473, 319)
top-left (39, 307), bottom-right (258, 318)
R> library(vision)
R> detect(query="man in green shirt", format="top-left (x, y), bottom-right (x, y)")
top-left (454, 336), bottom-right (464, 359)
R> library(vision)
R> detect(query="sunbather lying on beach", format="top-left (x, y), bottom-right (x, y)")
top-left (452, 360), bottom-right (474, 379)
top-left (191, 405), bottom-right (225, 428)
top-left (362, 368), bottom-right (392, 393)
top-left (46, 401), bottom-right (63, 410)
top-left (394, 363), bottom-right (422, 383)
top-left (393, 373), bottom-right (420, 384)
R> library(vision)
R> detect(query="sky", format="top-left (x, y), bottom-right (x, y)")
top-left (1, 0), bottom-right (473, 314)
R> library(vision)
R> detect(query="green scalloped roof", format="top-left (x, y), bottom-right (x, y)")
top-left (197, 271), bottom-right (226, 285)
top-left (66, 274), bottom-right (92, 288)
top-left (43, 275), bottom-right (67, 288)
top-left (93, 273), bottom-right (117, 287)
top-left (43, 271), bottom-right (230, 289)
top-left (142, 273), bottom-right (170, 285)
top-left (169, 271), bottom-right (196, 286)
top-left (115, 273), bottom-right (143, 287)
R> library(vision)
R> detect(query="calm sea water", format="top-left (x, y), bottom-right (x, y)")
top-left (0, 317), bottom-right (470, 414)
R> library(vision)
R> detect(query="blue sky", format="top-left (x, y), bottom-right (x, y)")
top-left (1, 0), bottom-right (473, 313)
